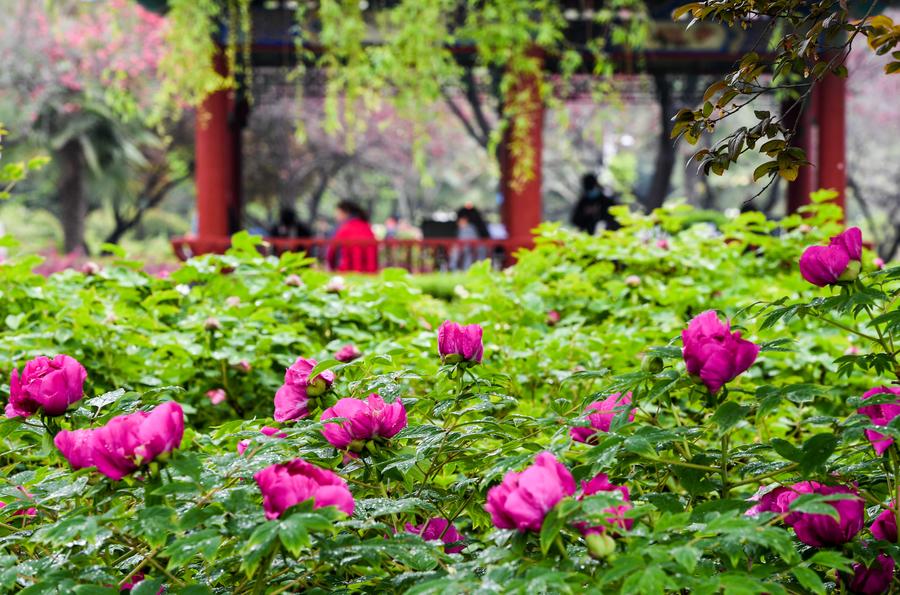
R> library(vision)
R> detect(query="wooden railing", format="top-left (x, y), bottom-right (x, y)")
top-left (171, 236), bottom-right (534, 273)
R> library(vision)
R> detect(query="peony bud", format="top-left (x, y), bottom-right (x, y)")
top-left (206, 389), bottom-right (226, 405)
top-left (285, 274), bottom-right (303, 287)
top-left (334, 344), bottom-right (362, 363)
top-left (437, 321), bottom-right (484, 365)
top-left (204, 317), bottom-right (221, 331)
top-left (585, 532), bottom-right (617, 558)
top-left (624, 275), bottom-right (641, 287)
top-left (641, 354), bottom-right (663, 373)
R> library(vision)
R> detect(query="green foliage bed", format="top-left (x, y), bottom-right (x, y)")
top-left (1, 203), bottom-right (899, 594)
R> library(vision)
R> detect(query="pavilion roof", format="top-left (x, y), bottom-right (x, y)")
top-left (138, 0), bottom-right (781, 74)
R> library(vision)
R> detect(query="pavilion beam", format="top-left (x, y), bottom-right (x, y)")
top-left (500, 49), bottom-right (544, 244)
top-left (816, 67), bottom-right (847, 221)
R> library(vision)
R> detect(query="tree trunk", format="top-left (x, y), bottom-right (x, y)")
top-left (57, 140), bottom-right (87, 254)
top-left (644, 74), bottom-right (677, 212)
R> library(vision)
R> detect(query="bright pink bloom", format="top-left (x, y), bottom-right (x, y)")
top-left (546, 310), bottom-right (561, 326)
top-left (576, 473), bottom-right (633, 535)
top-left (858, 386), bottom-right (900, 456)
top-left (5, 355), bottom-right (87, 418)
top-left (254, 458), bottom-right (354, 520)
top-left (746, 485), bottom-right (803, 516)
top-left (54, 402), bottom-right (184, 480)
top-left (320, 395), bottom-right (406, 451)
top-left (0, 487), bottom-right (37, 517)
top-left (206, 389), bottom-right (226, 405)
top-left (273, 357), bottom-right (336, 422)
top-left (571, 393), bottom-right (634, 443)
top-left (782, 482), bottom-right (864, 548)
top-left (437, 321), bottom-right (484, 364)
top-left (334, 344), bottom-right (362, 363)
top-left (237, 426), bottom-right (287, 455)
top-left (874, 257), bottom-right (886, 270)
top-left (484, 452), bottom-right (576, 532)
top-left (405, 518), bottom-right (465, 553)
top-left (840, 554), bottom-right (894, 595)
top-left (682, 311), bottom-right (759, 393)
top-left (799, 227), bottom-right (863, 287)
top-left (871, 508), bottom-right (897, 542)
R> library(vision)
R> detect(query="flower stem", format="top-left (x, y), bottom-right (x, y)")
top-left (252, 543), bottom-right (280, 595)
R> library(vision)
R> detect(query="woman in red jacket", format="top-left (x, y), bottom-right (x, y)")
top-left (327, 201), bottom-right (378, 272)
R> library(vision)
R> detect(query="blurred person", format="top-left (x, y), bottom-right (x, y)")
top-left (269, 206), bottom-right (311, 238)
top-left (327, 200), bottom-right (378, 273)
top-left (384, 216), bottom-right (399, 240)
top-left (455, 202), bottom-right (490, 239)
top-left (570, 173), bottom-right (620, 234)
top-left (452, 204), bottom-right (488, 271)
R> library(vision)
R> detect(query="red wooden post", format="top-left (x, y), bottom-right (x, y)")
top-left (784, 89), bottom-right (817, 214)
top-left (195, 48), bottom-right (239, 246)
top-left (500, 49), bottom-right (544, 243)
top-left (816, 68), bottom-right (847, 219)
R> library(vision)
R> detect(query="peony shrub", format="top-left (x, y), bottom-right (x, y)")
top-left (1, 203), bottom-right (899, 592)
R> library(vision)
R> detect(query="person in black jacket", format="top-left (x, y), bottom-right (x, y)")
top-left (570, 173), bottom-right (620, 234)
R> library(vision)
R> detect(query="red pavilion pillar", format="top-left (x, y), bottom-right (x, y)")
top-left (500, 50), bottom-right (544, 244)
top-left (195, 47), bottom-right (241, 251)
top-left (784, 90), bottom-right (817, 214)
top-left (816, 67), bottom-right (847, 219)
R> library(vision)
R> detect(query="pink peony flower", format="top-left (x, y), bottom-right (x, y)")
top-left (682, 310), bottom-right (759, 393)
top-left (273, 357), bottom-right (336, 422)
top-left (54, 402), bottom-right (185, 481)
top-left (405, 517), bottom-right (466, 553)
top-left (570, 393), bottom-right (635, 443)
top-left (546, 310), bottom-right (561, 326)
top-left (484, 452), bottom-right (576, 532)
top-left (437, 321), bottom-right (484, 364)
top-left (237, 426), bottom-right (287, 455)
top-left (5, 355), bottom-right (88, 418)
top-left (320, 394), bottom-right (406, 452)
top-left (858, 386), bottom-right (900, 456)
top-left (254, 458), bottom-right (354, 520)
top-left (0, 486), bottom-right (37, 517)
top-left (874, 257), bottom-right (886, 270)
top-left (236, 360), bottom-right (252, 373)
top-left (206, 389), bottom-right (226, 405)
top-left (746, 485), bottom-right (802, 516)
top-left (799, 227), bottom-right (863, 287)
top-left (782, 482), bottom-right (864, 548)
top-left (334, 344), bottom-right (362, 363)
top-left (576, 473), bottom-right (633, 535)
top-left (839, 554), bottom-right (894, 595)
top-left (871, 507), bottom-right (897, 542)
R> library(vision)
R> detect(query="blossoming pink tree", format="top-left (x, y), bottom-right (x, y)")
top-left (0, 0), bottom-right (184, 253)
